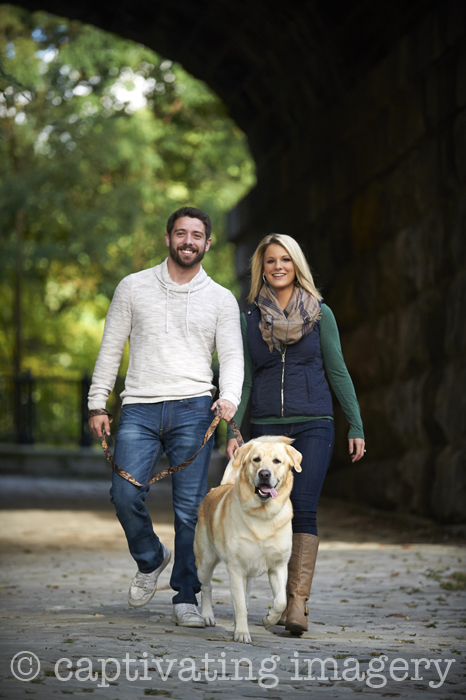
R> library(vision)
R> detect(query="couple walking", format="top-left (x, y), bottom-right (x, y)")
top-left (88, 206), bottom-right (365, 635)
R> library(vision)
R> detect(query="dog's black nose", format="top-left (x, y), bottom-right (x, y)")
top-left (258, 469), bottom-right (271, 480)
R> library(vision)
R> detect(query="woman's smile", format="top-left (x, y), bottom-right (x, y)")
top-left (263, 243), bottom-right (295, 293)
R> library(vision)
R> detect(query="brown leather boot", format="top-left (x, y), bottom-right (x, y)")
top-left (285, 533), bottom-right (319, 636)
top-left (277, 606), bottom-right (287, 626)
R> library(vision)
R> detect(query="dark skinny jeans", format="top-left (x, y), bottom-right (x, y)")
top-left (250, 419), bottom-right (335, 536)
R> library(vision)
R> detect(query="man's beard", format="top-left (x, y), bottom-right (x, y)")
top-left (169, 241), bottom-right (206, 268)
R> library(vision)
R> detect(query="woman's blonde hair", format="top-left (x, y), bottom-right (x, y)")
top-left (248, 233), bottom-right (322, 303)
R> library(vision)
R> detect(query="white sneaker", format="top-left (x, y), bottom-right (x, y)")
top-left (128, 543), bottom-right (171, 608)
top-left (171, 603), bottom-right (205, 628)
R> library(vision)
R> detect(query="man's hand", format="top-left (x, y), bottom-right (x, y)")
top-left (89, 414), bottom-right (111, 438)
top-left (349, 438), bottom-right (365, 462)
top-left (211, 398), bottom-right (236, 423)
top-left (226, 438), bottom-right (239, 461)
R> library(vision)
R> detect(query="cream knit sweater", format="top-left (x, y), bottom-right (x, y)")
top-left (88, 259), bottom-right (244, 410)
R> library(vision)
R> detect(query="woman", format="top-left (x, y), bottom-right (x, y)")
top-left (226, 234), bottom-right (365, 636)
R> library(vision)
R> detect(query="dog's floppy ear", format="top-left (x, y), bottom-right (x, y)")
top-left (284, 444), bottom-right (302, 472)
top-left (220, 442), bottom-right (256, 485)
top-left (232, 442), bottom-right (255, 470)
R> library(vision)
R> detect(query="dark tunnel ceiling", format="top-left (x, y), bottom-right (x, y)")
top-left (10, 0), bottom-right (437, 162)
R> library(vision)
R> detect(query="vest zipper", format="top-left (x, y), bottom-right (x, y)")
top-left (281, 346), bottom-right (287, 417)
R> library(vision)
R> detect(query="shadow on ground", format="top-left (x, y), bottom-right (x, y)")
top-left (0, 475), bottom-right (465, 551)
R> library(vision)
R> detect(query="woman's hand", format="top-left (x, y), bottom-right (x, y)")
top-left (226, 438), bottom-right (239, 461)
top-left (349, 438), bottom-right (365, 462)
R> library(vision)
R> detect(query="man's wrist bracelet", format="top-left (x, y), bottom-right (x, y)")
top-left (88, 408), bottom-right (114, 420)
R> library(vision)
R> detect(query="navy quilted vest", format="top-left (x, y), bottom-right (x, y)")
top-left (245, 305), bottom-right (333, 419)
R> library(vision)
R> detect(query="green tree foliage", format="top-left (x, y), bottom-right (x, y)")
top-left (0, 5), bottom-right (255, 379)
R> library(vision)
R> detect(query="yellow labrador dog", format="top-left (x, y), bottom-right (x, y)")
top-left (194, 436), bottom-right (302, 644)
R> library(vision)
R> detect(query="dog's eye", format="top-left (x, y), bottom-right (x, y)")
top-left (253, 456), bottom-right (261, 463)
top-left (272, 458), bottom-right (281, 464)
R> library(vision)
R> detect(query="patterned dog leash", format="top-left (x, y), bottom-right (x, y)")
top-left (88, 405), bottom-right (244, 487)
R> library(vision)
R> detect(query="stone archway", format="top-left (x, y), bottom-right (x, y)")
top-left (10, 0), bottom-right (466, 522)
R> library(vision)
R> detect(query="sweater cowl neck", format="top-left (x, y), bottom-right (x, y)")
top-left (154, 257), bottom-right (210, 294)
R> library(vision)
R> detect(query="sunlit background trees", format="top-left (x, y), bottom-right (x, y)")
top-left (0, 4), bottom-right (255, 443)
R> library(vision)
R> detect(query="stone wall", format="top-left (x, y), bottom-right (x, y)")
top-left (11, 0), bottom-right (466, 521)
top-left (229, 1), bottom-right (466, 522)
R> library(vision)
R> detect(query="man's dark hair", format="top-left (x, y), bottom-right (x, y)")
top-left (166, 207), bottom-right (212, 239)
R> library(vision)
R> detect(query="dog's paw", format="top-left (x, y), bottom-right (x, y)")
top-left (263, 612), bottom-right (281, 630)
top-left (234, 630), bottom-right (252, 644)
top-left (262, 614), bottom-right (273, 630)
top-left (203, 614), bottom-right (216, 627)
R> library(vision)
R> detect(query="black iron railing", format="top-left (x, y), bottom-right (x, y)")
top-left (0, 373), bottom-right (124, 446)
top-left (0, 369), bottom-right (221, 447)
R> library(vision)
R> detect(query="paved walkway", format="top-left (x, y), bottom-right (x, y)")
top-left (0, 476), bottom-right (465, 699)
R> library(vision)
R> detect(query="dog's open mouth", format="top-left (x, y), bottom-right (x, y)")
top-left (255, 484), bottom-right (278, 500)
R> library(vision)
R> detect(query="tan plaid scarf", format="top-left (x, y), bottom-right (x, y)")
top-left (256, 284), bottom-right (321, 353)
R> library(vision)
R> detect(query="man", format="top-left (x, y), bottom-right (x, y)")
top-left (88, 206), bottom-right (243, 627)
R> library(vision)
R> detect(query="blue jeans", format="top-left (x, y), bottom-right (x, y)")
top-left (250, 419), bottom-right (335, 536)
top-left (110, 398), bottom-right (215, 604)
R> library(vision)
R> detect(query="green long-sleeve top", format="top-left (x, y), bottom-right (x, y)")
top-left (227, 303), bottom-right (364, 441)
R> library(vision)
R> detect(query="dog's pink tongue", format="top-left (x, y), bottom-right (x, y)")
top-left (260, 485), bottom-right (278, 499)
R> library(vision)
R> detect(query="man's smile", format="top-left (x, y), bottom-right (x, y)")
top-left (179, 248), bottom-right (197, 256)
